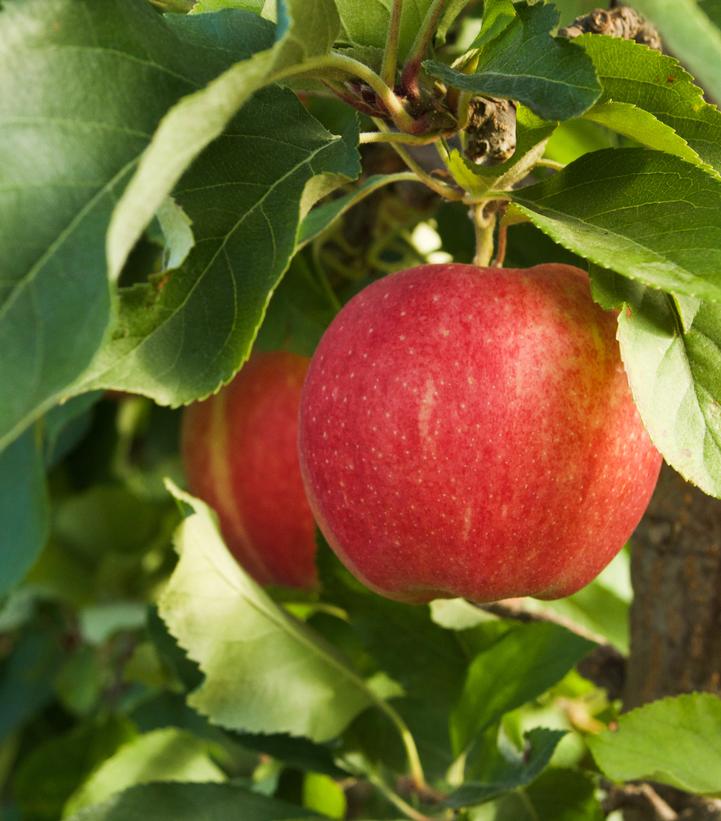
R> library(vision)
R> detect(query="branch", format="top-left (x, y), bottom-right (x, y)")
top-left (477, 600), bottom-right (627, 700)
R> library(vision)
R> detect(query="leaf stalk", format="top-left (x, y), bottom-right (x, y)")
top-left (381, 0), bottom-right (405, 88)
top-left (400, 0), bottom-right (449, 99)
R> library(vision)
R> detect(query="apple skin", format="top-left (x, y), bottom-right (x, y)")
top-left (182, 351), bottom-right (316, 588)
top-left (298, 263), bottom-right (661, 603)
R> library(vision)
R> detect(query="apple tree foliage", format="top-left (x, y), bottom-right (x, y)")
top-left (2, 0), bottom-right (721, 818)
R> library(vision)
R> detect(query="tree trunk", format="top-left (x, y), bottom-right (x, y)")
top-left (623, 465), bottom-right (721, 820)
top-left (625, 465), bottom-right (721, 707)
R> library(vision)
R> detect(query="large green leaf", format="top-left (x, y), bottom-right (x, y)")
top-left (599, 272), bottom-right (721, 498)
top-left (424, 4), bottom-right (600, 121)
top-left (66, 783), bottom-right (322, 821)
top-left (632, 0), bottom-right (721, 102)
top-left (451, 622), bottom-right (594, 754)
top-left (64, 729), bottom-right (225, 818)
top-left (444, 729), bottom-right (566, 808)
top-left (158, 485), bottom-right (375, 742)
top-left (579, 35), bottom-right (721, 175)
top-left (106, 0), bottom-right (341, 281)
top-left (0, 0), bottom-right (233, 449)
top-left (512, 148), bottom-right (721, 301)
top-left (588, 693), bottom-right (721, 794)
top-left (78, 87), bottom-right (358, 403)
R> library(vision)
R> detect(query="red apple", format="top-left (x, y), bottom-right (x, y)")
top-left (298, 263), bottom-right (661, 603)
top-left (182, 351), bottom-right (316, 588)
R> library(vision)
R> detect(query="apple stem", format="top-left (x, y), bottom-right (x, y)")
top-left (381, 0), bottom-right (404, 88)
top-left (359, 130), bottom-right (448, 146)
top-left (535, 157), bottom-right (565, 172)
top-left (376, 697), bottom-right (429, 791)
top-left (273, 53), bottom-right (418, 134)
top-left (367, 771), bottom-right (434, 821)
top-left (492, 215), bottom-right (508, 266)
top-left (472, 202), bottom-right (497, 267)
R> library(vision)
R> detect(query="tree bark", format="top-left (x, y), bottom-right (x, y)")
top-left (624, 465), bottom-right (721, 820)
top-left (625, 465), bottom-right (721, 708)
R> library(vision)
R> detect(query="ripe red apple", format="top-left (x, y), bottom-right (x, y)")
top-left (182, 351), bottom-right (316, 588)
top-left (298, 263), bottom-right (661, 603)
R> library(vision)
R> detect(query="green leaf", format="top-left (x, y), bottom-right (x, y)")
top-left (302, 773), bottom-right (346, 819)
top-left (632, 0), bottom-right (721, 102)
top-left (158, 484), bottom-right (375, 742)
top-left (588, 693), bottom-right (721, 794)
top-left (0, 429), bottom-right (48, 597)
top-left (334, 0), bottom-right (433, 61)
top-left (437, 0), bottom-right (478, 45)
top-left (544, 119), bottom-right (616, 165)
top-left (511, 148), bottom-right (721, 301)
top-left (472, 0), bottom-right (516, 48)
top-left (607, 280), bottom-right (721, 498)
top-left (106, 0), bottom-right (341, 282)
top-left (191, 0), bottom-right (264, 12)
top-left (521, 768), bottom-right (602, 820)
top-left (424, 4), bottom-right (600, 121)
top-left (325, 582), bottom-right (471, 776)
top-left (298, 173), bottom-right (414, 249)
top-left (78, 88), bottom-right (358, 404)
top-left (451, 622), bottom-right (594, 754)
top-left (579, 35), bottom-right (721, 175)
top-left (64, 728), bottom-right (225, 818)
top-left (65, 782), bottom-right (322, 821)
top-left (255, 256), bottom-right (337, 358)
top-left (0, 0), bottom-right (244, 450)
top-left (77, 13), bottom-right (359, 404)
top-left (444, 728), bottom-right (566, 808)
top-left (584, 102), bottom-right (703, 167)
top-left (14, 719), bottom-right (135, 821)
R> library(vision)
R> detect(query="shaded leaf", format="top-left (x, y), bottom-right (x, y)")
top-left (14, 719), bottom-right (135, 821)
top-left (445, 729), bottom-right (566, 808)
top-left (487, 768), bottom-right (603, 820)
top-left (64, 729), bottom-right (225, 818)
top-left (66, 782), bottom-right (322, 821)
top-left (0, 430), bottom-right (48, 597)
top-left (451, 622), bottom-right (594, 753)
top-left (0, 623), bottom-right (65, 741)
